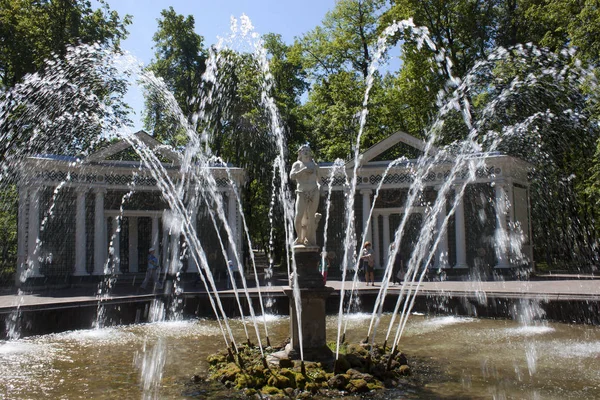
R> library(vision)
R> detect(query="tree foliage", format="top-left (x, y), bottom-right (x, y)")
top-left (297, 0), bottom-right (405, 160)
top-left (0, 0), bottom-right (132, 161)
top-left (0, 0), bottom-right (130, 89)
top-left (143, 7), bottom-right (207, 146)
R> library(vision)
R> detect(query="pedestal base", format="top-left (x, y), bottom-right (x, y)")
top-left (284, 286), bottom-right (334, 362)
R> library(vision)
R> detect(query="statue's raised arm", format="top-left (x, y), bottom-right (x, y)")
top-left (290, 144), bottom-right (321, 247)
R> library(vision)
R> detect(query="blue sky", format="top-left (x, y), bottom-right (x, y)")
top-left (97, 0), bottom-right (336, 130)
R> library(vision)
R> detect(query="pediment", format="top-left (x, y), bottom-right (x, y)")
top-left (346, 131), bottom-right (438, 168)
top-left (84, 130), bottom-right (181, 165)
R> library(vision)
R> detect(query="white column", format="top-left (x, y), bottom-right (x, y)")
top-left (129, 217), bottom-right (139, 273)
top-left (93, 188), bottom-right (107, 275)
top-left (360, 189), bottom-right (372, 243)
top-left (494, 182), bottom-right (510, 268)
top-left (27, 187), bottom-right (42, 277)
top-left (454, 193), bottom-right (468, 268)
top-left (526, 186), bottom-right (534, 266)
top-left (74, 187), bottom-right (88, 276)
top-left (169, 230), bottom-right (180, 275)
top-left (506, 180), bottom-right (515, 224)
top-left (506, 180), bottom-right (516, 261)
top-left (434, 187), bottom-right (449, 269)
top-left (227, 191), bottom-right (238, 260)
top-left (161, 213), bottom-right (169, 270)
top-left (16, 186), bottom-right (29, 284)
top-left (188, 206), bottom-right (198, 274)
top-left (152, 213), bottom-right (163, 272)
top-left (382, 213), bottom-right (390, 264)
top-left (110, 215), bottom-right (121, 274)
top-left (151, 214), bottom-right (160, 258)
top-left (372, 214), bottom-right (380, 268)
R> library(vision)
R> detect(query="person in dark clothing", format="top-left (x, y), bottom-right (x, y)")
top-left (361, 242), bottom-right (375, 286)
top-left (390, 243), bottom-right (404, 285)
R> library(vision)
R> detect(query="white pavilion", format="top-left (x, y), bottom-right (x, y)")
top-left (15, 130), bottom-right (532, 284)
top-left (15, 131), bottom-right (245, 284)
top-left (318, 131), bottom-right (533, 276)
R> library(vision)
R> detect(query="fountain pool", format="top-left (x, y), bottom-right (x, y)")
top-left (1, 313), bottom-right (599, 399)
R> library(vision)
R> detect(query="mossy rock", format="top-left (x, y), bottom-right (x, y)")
top-left (207, 354), bottom-right (227, 366)
top-left (305, 382), bottom-right (320, 393)
top-left (279, 358), bottom-right (294, 368)
top-left (369, 363), bottom-right (394, 380)
top-left (333, 355), bottom-right (351, 374)
top-left (261, 385), bottom-right (283, 395)
top-left (216, 362), bottom-right (241, 383)
top-left (206, 341), bottom-right (411, 397)
top-left (295, 372), bottom-right (306, 390)
top-left (345, 353), bottom-right (365, 369)
top-left (267, 373), bottom-right (292, 389)
top-left (304, 361), bottom-right (321, 370)
top-left (398, 364), bottom-right (411, 376)
top-left (279, 368), bottom-right (301, 387)
top-left (247, 365), bottom-right (266, 380)
top-left (346, 368), bottom-right (373, 382)
top-left (234, 373), bottom-right (264, 389)
top-left (307, 369), bottom-right (328, 383)
top-left (327, 373), bottom-right (349, 390)
top-left (346, 378), bottom-right (369, 393)
top-left (396, 352), bottom-right (409, 366)
top-left (367, 380), bottom-right (385, 391)
top-left (347, 343), bottom-right (368, 357)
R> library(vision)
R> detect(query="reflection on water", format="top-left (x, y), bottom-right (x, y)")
top-left (0, 314), bottom-right (599, 399)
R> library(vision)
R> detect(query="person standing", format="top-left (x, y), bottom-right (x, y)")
top-left (390, 243), bottom-right (404, 285)
top-left (227, 260), bottom-right (239, 289)
top-left (141, 247), bottom-right (161, 291)
top-left (361, 242), bottom-right (375, 286)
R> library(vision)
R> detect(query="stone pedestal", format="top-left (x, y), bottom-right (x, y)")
top-left (293, 245), bottom-right (325, 288)
top-left (283, 245), bottom-right (334, 362)
top-left (284, 286), bottom-right (334, 361)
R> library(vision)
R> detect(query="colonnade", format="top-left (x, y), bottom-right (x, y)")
top-left (17, 185), bottom-right (241, 280)
top-left (358, 182), bottom-right (514, 270)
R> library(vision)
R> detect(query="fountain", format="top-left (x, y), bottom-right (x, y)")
top-left (1, 11), bottom-right (599, 400)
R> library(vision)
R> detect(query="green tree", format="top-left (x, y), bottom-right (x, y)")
top-left (298, 0), bottom-right (403, 160)
top-left (143, 7), bottom-right (207, 147)
top-left (0, 0), bottom-right (130, 88)
top-left (385, 0), bottom-right (497, 79)
top-left (380, 0), bottom-right (500, 143)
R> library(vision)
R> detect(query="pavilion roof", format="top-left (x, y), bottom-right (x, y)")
top-left (345, 130), bottom-right (439, 169)
top-left (83, 130), bottom-right (181, 165)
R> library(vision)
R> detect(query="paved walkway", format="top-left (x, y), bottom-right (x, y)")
top-left (1, 278), bottom-right (599, 313)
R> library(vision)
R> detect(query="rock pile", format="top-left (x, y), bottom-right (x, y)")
top-left (202, 342), bottom-right (411, 398)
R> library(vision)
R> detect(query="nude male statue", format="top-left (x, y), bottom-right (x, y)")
top-left (290, 144), bottom-right (321, 247)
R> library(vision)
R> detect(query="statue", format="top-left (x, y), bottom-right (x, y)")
top-left (290, 144), bottom-right (321, 247)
